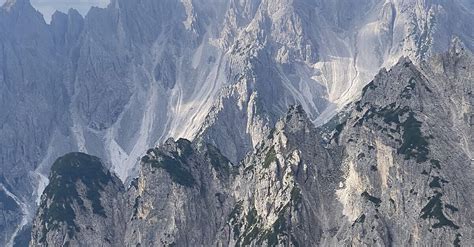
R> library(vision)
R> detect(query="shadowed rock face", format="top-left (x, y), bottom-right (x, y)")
top-left (30, 46), bottom-right (473, 246)
top-left (30, 153), bottom-right (126, 247)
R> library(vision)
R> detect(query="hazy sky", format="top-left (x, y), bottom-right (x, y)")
top-left (1, 0), bottom-right (110, 22)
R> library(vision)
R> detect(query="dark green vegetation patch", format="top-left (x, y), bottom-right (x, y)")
top-left (175, 139), bottom-right (193, 160)
top-left (229, 183), bottom-right (305, 246)
top-left (206, 144), bottom-right (234, 176)
top-left (354, 103), bottom-right (409, 129)
top-left (397, 112), bottom-right (429, 163)
top-left (353, 214), bottom-right (366, 226)
top-left (263, 146), bottom-right (277, 168)
top-left (429, 176), bottom-right (442, 188)
top-left (332, 120), bottom-right (347, 144)
top-left (228, 201), bottom-right (244, 237)
top-left (379, 105), bottom-right (410, 125)
top-left (237, 208), bottom-right (261, 246)
top-left (260, 211), bottom-right (288, 246)
top-left (454, 233), bottom-right (462, 247)
top-left (236, 206), bottom-right (298, 247)
top-left (132, 196), bottom-right (141, 218)
top-left (41, 153), bottom-right (113, 238)
top-left (147, 152), bottom-right (195, 187)
top-left (400, 78), bottom-right (417, 99)
top-left (420, 192), bottom-right (459, 229)
top-left (361, 191), bottom-right (382, 207)
top-left (291, 186), bottom-right (302, 205)
top-left (445, 204), bottom-right (459, 212)
top-left (235, 193), bottom-right (302, 247)
top-left (353, 99), bottom-right (430, 164)
top-left (361, 81), bottom-right (377, 97)
top-left (430, 159), bottom-right (441, 169)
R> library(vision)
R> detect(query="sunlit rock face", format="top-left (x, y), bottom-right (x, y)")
top-left (0, 0), bottom-right (473, 245)
top-left (31, 46), bottom-right (473, 246)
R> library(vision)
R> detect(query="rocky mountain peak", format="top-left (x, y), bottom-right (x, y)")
top-left (330, 48), bottom-right (474, 245)
top-left (29, 46), bottom-right (474, 245)
top-left (281, 105), bottom-right (311, 129)
top-left (30, 153), bottom-right (125, 246)
top-left (267, 104), bottom-right (324, 154)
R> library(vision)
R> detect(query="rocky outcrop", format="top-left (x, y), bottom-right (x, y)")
top-left (30, 153), bottom-right (125, 246)
top-left (31, 45), bottom-right (474, 246)
top-left (328, 50), bottom-right (473, 245)
top-left (125, 138), bottom-right (237, 246)
top-left (222, 105), bottom-right (345, 246)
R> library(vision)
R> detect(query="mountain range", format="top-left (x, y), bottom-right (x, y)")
top-left (0, 0), bottom-right (472, 246)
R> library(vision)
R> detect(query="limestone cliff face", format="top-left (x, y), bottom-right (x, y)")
top-left (125, 138), bottom-right (237, 246)
top-left (328, 46), bottom-right (473, 246)
top-left (30, 47), bottom-right (473, 246)
top-left (221, 105), bottom-right (345, 246)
